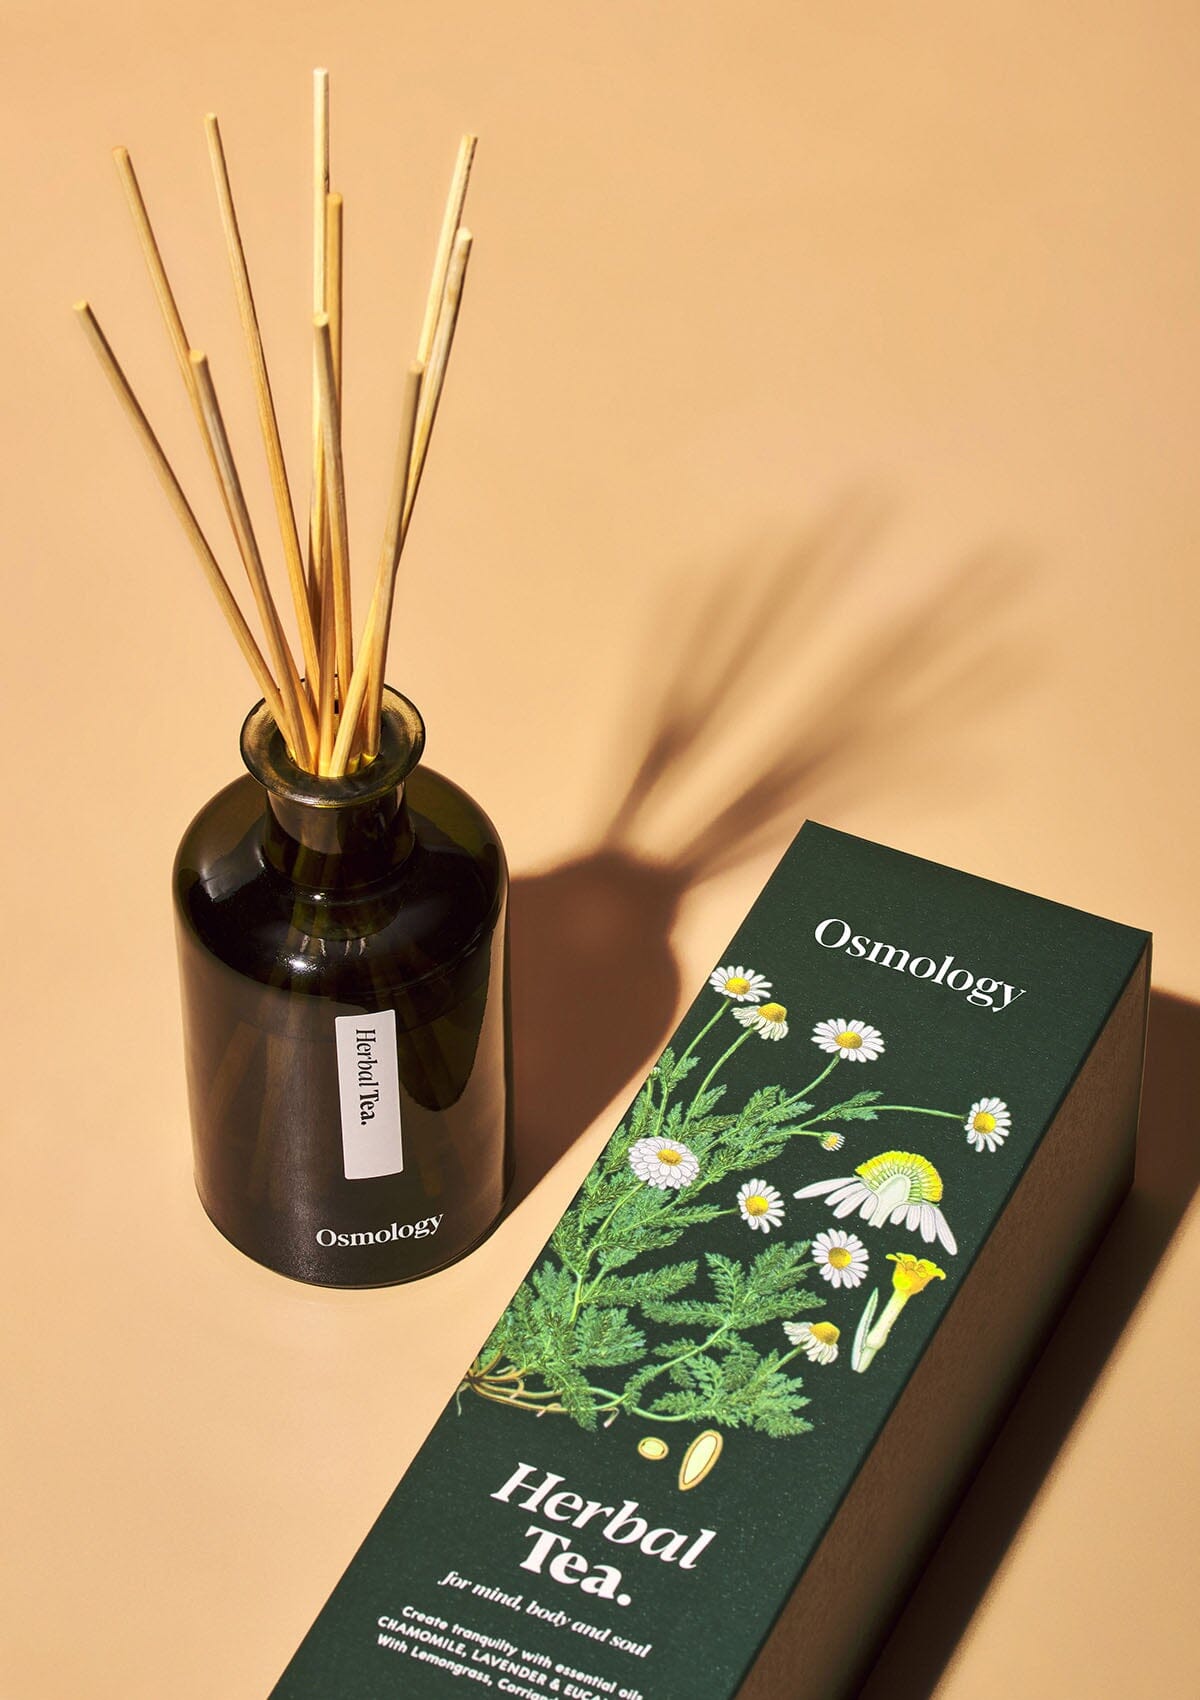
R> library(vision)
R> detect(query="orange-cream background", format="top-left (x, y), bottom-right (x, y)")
top-left (4, 4), bottom-right (1198, 1695)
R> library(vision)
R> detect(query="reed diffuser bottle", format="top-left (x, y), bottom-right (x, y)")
top-left (175, 692), bottom-right (511, 1285)
top-left (78, 78), bottom-right (511, 1283)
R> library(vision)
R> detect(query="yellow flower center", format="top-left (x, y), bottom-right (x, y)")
top-left (827, 1246), bottom-right (853, 1269)
top-left (856, 1150), bottom-right (944, 1203)
top-left (887, 1252), bottom-right (946, 1294)
top-left (972, 1111), bottom-right (997, 1133)
top-left (837, 1029), bottom-right (862, 1048)
top-left (658, 1148), bottom-right (683, 1166)
top-left (744, 1194), bottom-right (770, 1216)
top-left (810, 1322), bottom-right (840, 1345)
top-left (760, 1002), bottom-right (787, 1023)
top-left (725, 975), bottom-right (750, 994)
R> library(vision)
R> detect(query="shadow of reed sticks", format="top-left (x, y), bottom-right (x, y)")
top-left (507, 496), bottom-right (1030, 1204)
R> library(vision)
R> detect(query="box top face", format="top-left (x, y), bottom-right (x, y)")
top-left (273, 823), bottom-right (1149, 1700)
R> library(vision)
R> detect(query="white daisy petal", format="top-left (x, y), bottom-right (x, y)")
top-left (794, 1178), bottom-right (847, 1199)
top-left (822, 1181), bottom-right (867, 1209)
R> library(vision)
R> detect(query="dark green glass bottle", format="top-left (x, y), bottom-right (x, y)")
top-left (173, 689), bottom-right (512, 1286)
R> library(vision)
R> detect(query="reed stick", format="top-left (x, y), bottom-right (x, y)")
top-left (74, 302), bottom-right (292, 741)
top-left (114, 141), bottom-right (313, 758)
top-left (406, 228), bottom-right (472, 528)
top-left (314, 317), bottom-right (353, 660)
top-left (112, 144), bottom-right (230, 503)
top-left (190, 351), bottom-right (316, 762)
top-left (328, 361), bottom-right (423, 776)
top-left (324, 191), bottom-right (353, 697)
top-left (342, 232), bottom-right (471, 769)
top-left (325, 192), bottom-right (344, 393)
top-left (204, 113), bottom-right (321, 701)
top-left (417, 135), bottom-right (476, 365)
top-left (316, 535), bottom-right (338, 772)
top-left (91, 88), bottom-right (480, 780)
top-left (312, 71), bottom-right (330, 314)
top-left (314, 315), bottom-right (354, 772)
top-left (112, 149), bottom-right (194, 388)
top-left (307, 70), bottom-right (331, 630)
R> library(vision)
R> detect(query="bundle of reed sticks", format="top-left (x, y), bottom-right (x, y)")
top-left (76, 70), bottom-right (475, 777)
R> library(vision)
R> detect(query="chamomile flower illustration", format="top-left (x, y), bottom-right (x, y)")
top-left (708, 965), bottom-right (772, 1003)
top-left (811, 1017), bottom-right (885, 1062)
top-left (733, 1000), bottom-right (789, 1041)
top-left (811, 1228), bottom-right (870, 1289)
top-left (964, 1097), bottom-right (1011, 1153)
top-left (463, 949), bottom-right (1002, 1434)
top-left (628, 1136), bottom-right (700, 1189)
top-left (736, 1179), bottom-right (785, 1233)
top-left (795, 1150), bottom-right (958, 1254)
top-left (783, 1319), bottom-right (840, 1364)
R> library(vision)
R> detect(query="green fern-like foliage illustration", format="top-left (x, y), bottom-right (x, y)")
top-left (460, 987), bottom-right (969, 1437)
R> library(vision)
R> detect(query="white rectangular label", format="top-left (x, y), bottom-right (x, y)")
top-left (334, 1010), bottom-right (404, 1180)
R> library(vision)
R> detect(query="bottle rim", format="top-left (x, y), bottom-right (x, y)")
top-left (240, 687), bottom-right (426, 808)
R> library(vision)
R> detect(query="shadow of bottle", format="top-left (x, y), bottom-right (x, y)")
top-left (854, 986), bottom-right (1200, 1700)
top-left (506, 497), bottom-right (1028, 1204)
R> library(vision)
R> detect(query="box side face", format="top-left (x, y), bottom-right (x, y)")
top-left (270, 824), bottom-right (1149, 1700)
top-left (739, 945), bottom-right (1149, 1700)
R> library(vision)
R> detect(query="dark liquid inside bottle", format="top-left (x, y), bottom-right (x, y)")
top-left (173, 693), bottom-right (512, 1286)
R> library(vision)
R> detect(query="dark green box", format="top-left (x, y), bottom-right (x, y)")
top-left (270, 823), bottom-right (1150, 1700)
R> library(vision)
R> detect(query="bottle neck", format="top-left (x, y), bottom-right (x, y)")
top-left (260, 784), bottom-right (415, 889)
top-left (239, 686), bottom-right (427, 892)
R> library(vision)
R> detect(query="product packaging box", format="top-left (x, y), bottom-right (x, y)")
top-left (270, 823), bottom-right (1150, 1700)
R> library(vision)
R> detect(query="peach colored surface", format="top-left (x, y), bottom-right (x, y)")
top-left (5, 4), bottom-right (1198, 1696)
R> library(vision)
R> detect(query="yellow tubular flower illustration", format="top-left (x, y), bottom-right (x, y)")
top-left (886, 1252), bottom-right (946, 1295)
top-left (852, 1251), bottom-right (946, 1373)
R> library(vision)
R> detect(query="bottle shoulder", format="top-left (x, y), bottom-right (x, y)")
top-left (173, 768), bottom-right (507, 1002)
